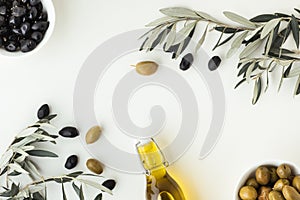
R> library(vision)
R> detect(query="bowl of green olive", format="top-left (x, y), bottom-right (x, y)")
top-left (235, 161), bottom-right (300, 200)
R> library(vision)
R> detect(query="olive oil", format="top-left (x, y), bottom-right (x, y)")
top-left (136, 139), bottom-right (186, 200)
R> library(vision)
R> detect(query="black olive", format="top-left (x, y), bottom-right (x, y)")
top-left (32, 21), bottom-right (49, 32)
top-left (38, 11), bottom-right (47, 21)
top-left (0, 37), bottom-right (3, 47)
top-left (20, 39), bottom-right (36, 52)
top-left (20, 22), bottom-right (30, 35)
top-left (102, 179), bottom-right (116, 190)
top-left (64, 155), bottom-right (78, 170)
top-left (180, 53), bottom-right (194, 71)
top-left (9, 16), bottom-right (22, 27)
top-left (59, 127), bottom-right (79, 138)
top-left (5, 41), bottom-right (18, 52)
top-left (0, 15), bottom-right (5, 26)
top-left (0, 5), bottom-right (6, 15)
top-left (208, 56), bottom-right (222, 71)
top-left (31, 31), bottom-right (43, 43)
top-left (12, 28), bottom-right (22, 35)
top-left (29, 0), bottom-right (41, 6)
top-left (37, 104), bottom-right (50, 119)
top-left (28, 7), bottom-right (37, 20)
top-left (12, 6), bottom-right (26, 17)
top-left (34, 2), bottom-right (43, 12)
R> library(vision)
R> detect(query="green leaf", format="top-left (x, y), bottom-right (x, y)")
top-left (223, 11), bottom-right (256, 28)
top-left (212, 31), bottom-right (224, 51)
top-left (294, 8), bottom-right (300, 14)
top-left (174, 21), bottom-right (197, 44)
top-left (234, 78), bottom-right (247, 89)
top-left (214, 26), bottom-right (242, 34)
top-left (246, 62), bottom-right (256, 83)
top-left (238, 62), bottom-right (251, 77)
top-left (250, 14), bottom-right (278, 22)
top-left (283, 63), bottom-right (293, 78)
top-left (265, 29), bottom-right (274, 55)
top-left (146, 16), bottom-right (175, 27)
top-left (260, 18), bottom-right (281, 39)
top-left (227, 31), bottom-right (249, 58)
top-left (195, 24), bottom-right (208, 52)
top-left (94, 193), bottom-right (102, 200)
top-left (165, 24), bottom-right (176, 50)
top-left (285, 66), bottom-right (300, 78)
top-left (278, 67), bottom-right (285, 92)
top-left (160, 7), bottom-right (199, 18)
top-left (252, 77), bottom-right (262, 105)
top-left (62, 183), bottom-right (67, 200)
top-left (72, 183), bottom-right (80, 197)
top-left (67, 171), bottom-right (84, 178)
top-left (33, 192), bottom-right (45, 200)
top-left (79, 185), bottom-right (84, 200)
top-left (291, 15), bottom-right (299, 48)
top-left (213, 32), bottom-right (236, 50)
top-left (27, 150), bottom-right (58, 158)
top-left (195, 11), bottom-right (219, 22)
top-left (294, 75), bottom-right (300, 96)
top-left (239, 39), bottom-right (262, 58)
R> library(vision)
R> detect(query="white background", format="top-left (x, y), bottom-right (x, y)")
top-left (1, 0), bottom-right (300, 199)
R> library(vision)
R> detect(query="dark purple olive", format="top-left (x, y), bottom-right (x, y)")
top-left (9, 16), bottom-right (22, 27)
top-left (102, 179), bottom-right (116, 190)
top-left (20, 22), bottom-right (30, 35)
top-left (38, 11), bottom-right (47, 21)
top-left (0, 15), bottom-right (5, 26)
top-left (0, 5), bottom-right (6, 15)
top-left (12, 6), bottom-right (26, 17)
top-left (20, 39), bottom-right (36, 52)
top-left (28, 7), bottom-right (37, 20)
top-left (180, 53), bottom-right (194, 71)
top-left (34, 2), bottom-right (43, 12)
top-left (64, 155), bottom-right (78, 170)
top-left (208, 56), bottom-right (222, 71)
top-left (29, 0), bottom-right (41, 6)
top-left (5, 41), bottom-right (18, 52)
top-left (8, 34), bottom-right (19, 42)
top-left (59, 127), bottom-right (79, 138)
top-left (37, 104), bottom-right (50, 119)
top-left (31, 31), bottom-right (43, 43)
top-left (12, 28), bottom-right (22, 35)
top-left (32, 21), bottom-right (49, 32)
top-left (0, 27), bottom-right (9, 36)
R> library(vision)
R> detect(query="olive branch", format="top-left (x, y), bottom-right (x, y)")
top-left (0, 110), bottom-right (115, 200)
top-left (140, 7), bottom-right (300, 104)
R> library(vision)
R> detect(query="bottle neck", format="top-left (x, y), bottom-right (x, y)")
top-left (136, 139), bottom-right (167, 175)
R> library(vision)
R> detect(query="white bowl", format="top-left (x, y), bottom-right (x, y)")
top-left (234, 160), bottom-right (300, 200)
top-left (0, 0), bottom-right (55, 57)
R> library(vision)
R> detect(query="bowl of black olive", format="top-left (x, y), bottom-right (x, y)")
top-left (0, 0), bottom-right (55, 56)
top-left (235, 160), bottom-right (300, 200)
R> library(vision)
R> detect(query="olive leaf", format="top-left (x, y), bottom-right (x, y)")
top-left (174, 21), bottom-right (197, 44)
top-left (246, 62), bottom-right (256, 83)
top-left (290, 14), bottom-right (299, 48)
top-left (252, 77), bottom-right (262, 105)
top-left (165, 24), bottom-right (176, 50)
top-left (27, 149), bottom-right (58, 158)
top-left (250, 14), bottom-right (278, 22)
top-left (94, 193), bottom-right (103, 200)
top-left (223, 11), bottom-right (256, 28)
top-left (285, 66), bottom-right (300, 78)
top-left (195, 24), bottom-right (208, 52)
top-left (239, 39), bottom-right (262, 58)
top-left (195, 11), bottom-right (219, 22)
top-left (227, 31), bottom-right (248, 58)
top-left (146, 16), bottom-right (175, 27)
top-left (265, 29), bottom-right (274, 55)
top-left (294, 75), bottom-right (300, 95)
top-left (260, 18), bottom-right (281, 39)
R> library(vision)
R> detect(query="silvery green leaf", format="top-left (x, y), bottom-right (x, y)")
top-left (232, 31), bottom-right (248, 48)
top-left (62, 183), bottom-right (67, 200)
top-left (12, 147), bottom-right (29, 157)
top-left (143, 28), bottom-right (161, 51)
top-left (195, 11), bottom-right (219, 22)
top-left (223, 11), bottom-right (256, 28)
top-left (11, 137), bottom-right (36, 148)
top-left (17, 127), bottom-right (38, 138)
top-left (246, 62), bottom-right (256, 83)
top-left (165, 24), bottom-right (176, 50)
top-left (28, 185), bottom-right (44, 194)
top-left (25, 160), bottom-right (41, 178)
top-left (31, 133), bottom-right (55, 142)
top-left (195, 24), bottom-right (208, 52)
top-left (27, 149), bottom-right (58, 158)
top-left (291, 14), bottom-right (299, 48)
top-left (146, 16), bottom-right (175, 27)
top-left (285, 66), bottom-right (300, 78)
top-left (174, 40), bottom-right (185, 59)
top-left (245, 27), bottom-right (262, 41)
top-left (77, 179), bottom-right (112, 195)
top-left (8, 163), bottom-right (29, 174)
top-left (160, 7), bottom-right (199, 18)
top-left (226, 47), bottom-right (238, 58)
top-left (278, 67), bottom-right (285, 92)
top-left (20, 145), bottom-right (35, 151)
top-left (0, 149), bottom-right (13, 170)
top-left (260, 18), bottom-right (281, 39)
top-left (276, 59), bottom-right (294, 67)
top-left (239, 39), bottom-right (262, 58)
top-left (174, 21), bottom-right (196, 44)
top-left (294, 75), bottom-right (300, 96)
top-left (14, 154), bottom-right (26, 163)
top-left (252, 77), bottom-right (262, 105)
top-left (265, 29), bottom-right (274, 55)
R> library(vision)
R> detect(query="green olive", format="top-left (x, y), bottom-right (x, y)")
top-left (239, 186), bottom-right (258, 200)
top-left (273, 179), bottom-right (290, 191)
top-left (132, 61), bottom-right (158, 76)
top-left (293, 176), bottom-right (300, 192)
top-left (246, 178), bottom-right (259, 189)
top-left (269, 167), bottom-right (279, 183)
top-left (269, 190), bottom-right (285, 200)
top-left (258, 186), bottom-right (272, 200)
top-left (256, 166), bottom-right (271, 185)
top-left (282, 185), bottom-right (300, 200)
top-left (277, 164), bottom-right (292, 179)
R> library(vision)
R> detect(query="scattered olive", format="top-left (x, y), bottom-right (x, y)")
top-left (86, 158), bottom-right (103, 174)
top-left (85, 125), bottom-right (102, 144)
top-left (37, 103), bottom-right (50, 119)
top-left (239, 186), bottom-right (257, 200)
top-left (102, 179), bottom-right (116, 190)
top-left (293, 176), bottom-right (300, 192)
top-left (256, 166), bottom-right (271, 185)
top-left (208, 56), bottom-right (221, 71)
top-left (59, 126), bottom-right (79, 138)
top-left (179, 53), bottom-right (194, 71)
top-left (132, 61), bottom-right (158, 76)
top-left (283, 185), bottom-right (300, 200)
top-left (277, 164), bottom-right (292, 179)
top-left (64, 155), bottom-right (78, 170)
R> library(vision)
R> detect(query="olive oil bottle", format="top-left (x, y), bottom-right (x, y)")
top-left (136, 139), bottom-right (186, 200)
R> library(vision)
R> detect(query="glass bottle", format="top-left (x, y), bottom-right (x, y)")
top-left (136, 139), bottom-right (186, 200)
